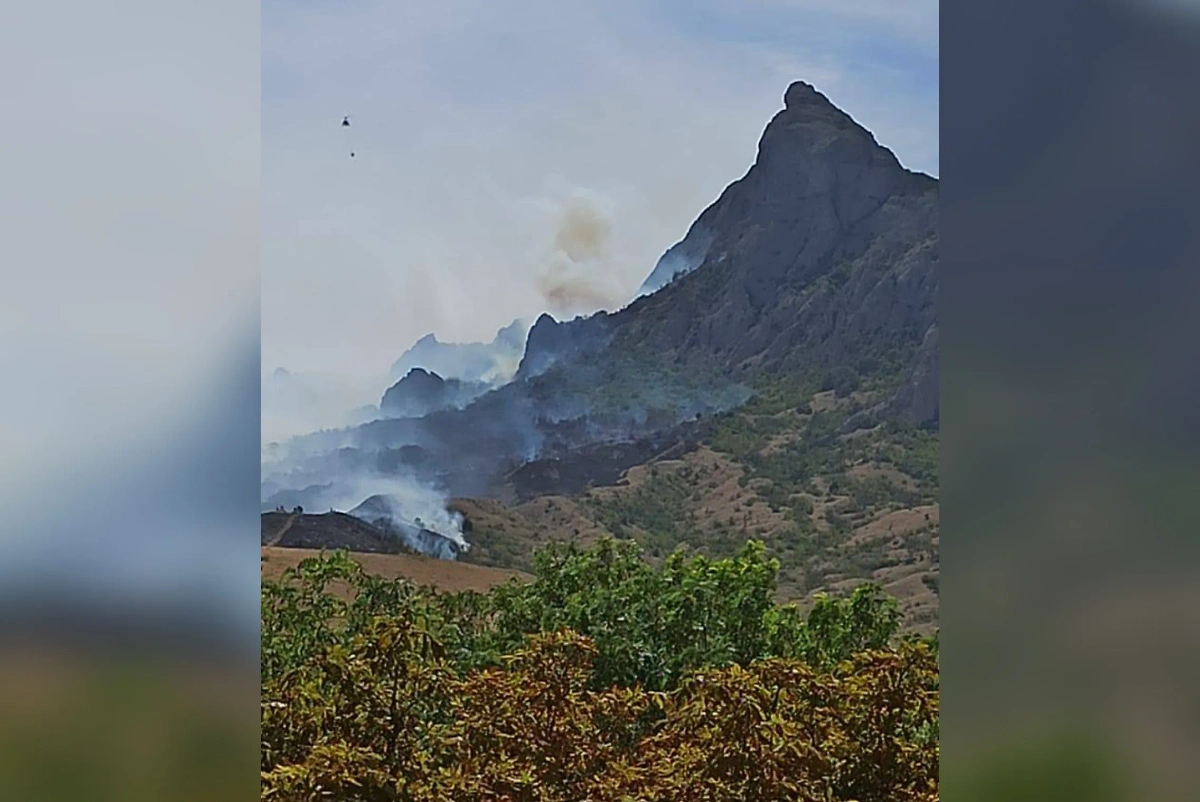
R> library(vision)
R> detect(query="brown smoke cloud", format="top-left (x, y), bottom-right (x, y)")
top-left (536, 269), bottom-right (622, 311)
top-left (552, 196), bottom-right (611, 262)
top-left (537, 194), bottom-right (625, 316)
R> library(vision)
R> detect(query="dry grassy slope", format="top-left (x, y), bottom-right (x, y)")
top-left (454, 390), bottom-right (939, 630)
top-left (261, 547), bottom-right (527, 596)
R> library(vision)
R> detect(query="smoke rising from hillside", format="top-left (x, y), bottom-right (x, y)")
top-left (388, 318), bottom-right (533, 386)
top-left (261, 462), bottom-right (466, 555)
top-left (342, 476), bottom-right (467, 547)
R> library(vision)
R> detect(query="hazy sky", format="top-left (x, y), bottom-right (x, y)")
top-left (262, 0), bottom-right (938, 379)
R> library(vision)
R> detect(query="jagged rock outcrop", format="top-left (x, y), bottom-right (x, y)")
top-left (516, 312), bottom-right (614, 380)
top-left (380, 367), bottom-right (489, 418)
top-left (842, 323), bottom-right (939, 433)
top-left (389, 318), bottom-right (531, 384)
top-left (889, 323), bottom-right (939, 426)
top-left (637, 228), bottom-right (714, 296)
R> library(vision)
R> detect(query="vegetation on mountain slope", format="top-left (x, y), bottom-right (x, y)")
top-left (457, 375), bottom-right (939, 629)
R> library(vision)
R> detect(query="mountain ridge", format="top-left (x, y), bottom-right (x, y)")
top-left (523, 80), bottom-right (938, 426)
top-left (389, 318), bottom-right (531, 384)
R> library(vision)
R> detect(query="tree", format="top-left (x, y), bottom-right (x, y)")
top-left (260, 543), bottom-right (939, 801)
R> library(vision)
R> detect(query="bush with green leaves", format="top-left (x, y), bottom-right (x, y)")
top-left (261, 540), bottom-right (938, 801)
top-left (263, 539), bottom-right (929, 694)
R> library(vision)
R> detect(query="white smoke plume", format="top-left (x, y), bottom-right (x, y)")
top-left (346, 474), bottom-right (467, 548)
top-left (261, 463), bottom-right (468, 557)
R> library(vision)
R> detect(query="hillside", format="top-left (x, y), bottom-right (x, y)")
top-left (454, 407), bottom-right (939, 630)
top-left (261, 510), bottom-right (411, 554)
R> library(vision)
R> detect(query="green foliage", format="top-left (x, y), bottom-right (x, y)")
top-left (923, 572), bottom-right (939, 596)
top-left (742, 374), bottom-right (818, 415)
top-left (447, 522), bottom-right (527, 570)
top-left (699, 393), bottom-right (939, 595)
top-left (707, 414), bottom-right (773, 459)
top-left (261, 542), bottom-right (938, 801)
top-left (482, 538), bottom-right (784, 690)
top-left (262, 542), bottom-right (912, 693)
top-left (587, 473), bottom-right (692, 557)
top-left (707, 385), bottom-right (937, 506)
top-left (829, 474), bottom-right (923, 511)
top-left (766, 584), bottom-right (902, 669)
top-left (876, 422), bottom-right (939, 493)
top-left (821, 364), bottom-right (862, 398)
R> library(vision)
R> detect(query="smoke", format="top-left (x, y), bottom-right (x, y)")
top-left (261, 462), bottom-right (468, 558)
top-left (262, 367), bottom-right (389, 446)
top-left (536, 194), bottom-right (628, 317)
top-left (388, 318), bottom-right (533, 386)
top-left (342, 475), bottom-right (467, 548)
top-left (482, 349), bottom-right (524, 384)
top-left (553, 196), bottom-right (611, 261)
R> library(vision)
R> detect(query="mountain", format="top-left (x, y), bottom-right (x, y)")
top-left (448, 80), bottom-right (940, 625)
top-left (262, 81), bottom-right (939, 628)
top-left (389, 318), bottom-right (531, 384)
top-left (380, 367), bottom-right (489, 418)
top-left (526, 80), bottom-right (938, 426)
top-left (514, 311), bottom-right (614, 380)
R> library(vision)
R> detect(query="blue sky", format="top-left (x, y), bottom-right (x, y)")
top-left (261, 0), bottom-right (937, 418)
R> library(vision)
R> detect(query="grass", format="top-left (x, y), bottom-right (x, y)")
top-left (587, 470), bottom-right (693, 559)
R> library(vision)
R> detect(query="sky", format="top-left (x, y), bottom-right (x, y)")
top-left (262, 0), bottom-right (938, 386)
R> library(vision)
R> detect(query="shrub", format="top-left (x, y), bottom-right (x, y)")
top-left (261, 542), bottom-right (937, 802)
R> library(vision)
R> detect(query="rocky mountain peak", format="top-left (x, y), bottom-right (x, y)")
top-left (517, 311), bottom-right (613, 381)
top-left (620, 81), bottom-right (938, 423)
top-left (380, 367), bottom-right (489, 418)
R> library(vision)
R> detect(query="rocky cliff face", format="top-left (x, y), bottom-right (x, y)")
top-left (531, 80), bottom-right (939, 425)
top-left (889, 323), bottom-right (939, 426)
top-left (516, 312), bottom-right (614, 380)
top-left (637, 227), bottom-right (714, 297)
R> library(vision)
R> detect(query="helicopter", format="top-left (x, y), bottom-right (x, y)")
top-left (342, 116), bottom-right (354, 157)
